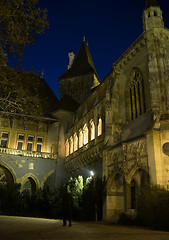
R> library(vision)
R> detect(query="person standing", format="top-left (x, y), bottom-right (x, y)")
top-left (62, 190), bottom-right (73, 227)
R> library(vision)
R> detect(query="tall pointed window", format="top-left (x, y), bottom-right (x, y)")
top-left (65, 139), bottom-right (69, 157)
top-left (98, 118), bottom-right (102, 136)
top-left (70, 136), bottom-right (73, 154)
top-left (83, 124), bottom-right (88, 145)
top-left (79, 129), bottom-right (83, 148)
top-left (74, 133), bottom-right (78, 152)
top-left (129, 70), bottom-right (146, 120)
top-left (90, 120), bottom-right (95, 140)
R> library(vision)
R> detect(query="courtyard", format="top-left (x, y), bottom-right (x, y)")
top-left (0, 215), bottom-right (169, 240)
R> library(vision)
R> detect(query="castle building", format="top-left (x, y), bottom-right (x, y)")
top-left (1, 0), bottom-right (169, 221)
top-left (57, 0), bottom-right (169, 220)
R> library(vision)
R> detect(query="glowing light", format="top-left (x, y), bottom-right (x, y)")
top-left (90, 171), bottom-right (94, 176)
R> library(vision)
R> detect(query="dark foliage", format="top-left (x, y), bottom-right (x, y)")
top-left (137, 185), bottom-right (169, 230)
top-left (0, 177), bottom-right (106, 221)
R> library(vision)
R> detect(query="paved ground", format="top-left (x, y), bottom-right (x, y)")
top-left (0, 215), bottom-right (169, 240)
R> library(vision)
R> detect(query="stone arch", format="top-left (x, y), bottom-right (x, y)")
top-left (41, 169), bottom-right (55, 189)
top-left (0, 161), bottom-right (16, 184)
top-left (20, 173), bottom-right (40, 193)
top-left (107, 172), bottom-right (125, 195)
top-left (125, 165), bottom-right (149, 210)
top-left (125, 165), bottom-right (149, 186)
top-left (106, 172), bottom-right (125, 220)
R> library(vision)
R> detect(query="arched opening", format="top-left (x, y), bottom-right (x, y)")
top-left (83, 124), bottom-right (88, 145)
top-left (22, 177), bottom-right (36, 194)
top-left (90, 120), bottom-right (95, 140)
top-left (79, 129), bottom-right (83, 148)
top-left (65, 139), bottom-right (69, 157)
top-left (74, 133), bottom-right (78, 152)
top-left (69, 136), bottom-right (73, 154)
top-left (98, 118), bottom-right (102, 136)
top-left (126, 168), bottom-right (149, 210)
top-left (0, 165), bottom-right (14, 185)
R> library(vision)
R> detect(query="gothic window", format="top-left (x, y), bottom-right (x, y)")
top-left (74, 133), bottom-right (78, 152)
top-left (90, 120), bottom-right (95, 141)
top-left (70, 136), bottom-right (73, 154)
top-left (65, 139), bottom-right (69, 157)
top-left (98, 118), bottom-right (102, 136)
top-left (83, 124), bottom-right (88, 145)
top-left (129, 70), bottom-right (146, 120)
top-left (79, 129), bottom-right (83, 148)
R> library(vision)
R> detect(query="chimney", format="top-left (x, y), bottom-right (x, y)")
top-left (68, 51), bottom-right (75, 69)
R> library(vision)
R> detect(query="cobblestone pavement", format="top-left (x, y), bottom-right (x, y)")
top-left (0, 215), bottom-right (169, 240)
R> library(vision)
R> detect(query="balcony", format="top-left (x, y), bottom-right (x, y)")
top-left (0, 147), bottom-right (55, 159)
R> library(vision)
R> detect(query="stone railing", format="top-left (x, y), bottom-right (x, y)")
top-left (0, 147), bottom-right (56, 159)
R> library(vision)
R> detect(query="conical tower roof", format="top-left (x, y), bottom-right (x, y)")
top-left (145, 0), bottom-right (158, 9)
top-left (59, 40), bottom-right (98, 80)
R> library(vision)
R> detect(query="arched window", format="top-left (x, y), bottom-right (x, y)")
top-left (83, 124), bottom-right (88, 145)
top-left (74, 133), bottom-right (78, 152)
top-left (129, 70), bottom-right (146, 120)
top-left (90, 120), bottom-right (95, 141)
top-left (70, 136), bottom-right (73, 154)
top-left (79, 129), bottom-right (83, 148)
top-left (65, 139), bottom-right (69, 157)
top-left (98, 118), bottom-right (102, 136)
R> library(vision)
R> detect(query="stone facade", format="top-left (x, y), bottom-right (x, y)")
top-left (0, 112), bottom-right (58, 192)
top-left (1, 0), bottom-right (169, 222)
top-left (58, 1), bottom-right (169, 221)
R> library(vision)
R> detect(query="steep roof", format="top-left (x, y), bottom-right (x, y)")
top-left (55, 94), bottom-right (79, 112)
top-left (58, 40), bottom-right (98, 80)
top-left (145, 0), bottom-right (158, 9)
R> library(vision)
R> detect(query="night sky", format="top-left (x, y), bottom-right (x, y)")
top-left (11, 0), bottom-right (169, 99)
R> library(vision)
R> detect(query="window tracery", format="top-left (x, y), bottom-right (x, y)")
top-left (129, 70), bottom-right (146, 120)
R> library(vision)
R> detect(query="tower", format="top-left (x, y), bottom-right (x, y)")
top-left (142, 0), bottom-right (164, 31)
top-left (58, 40), bottom-right (100, 104)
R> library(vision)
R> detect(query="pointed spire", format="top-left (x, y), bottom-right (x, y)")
top-left (145, 0), bottom-right (158, 9)
top-left (59, 40), bottom-right (97, 80)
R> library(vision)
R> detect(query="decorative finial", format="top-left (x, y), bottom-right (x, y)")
top-left (83, 32), bottom-right (86, 42)
top-left (41, 69), bottom-right (44, 78)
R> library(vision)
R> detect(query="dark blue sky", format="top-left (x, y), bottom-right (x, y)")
top-left (12, 0), bottom-right (169, 99)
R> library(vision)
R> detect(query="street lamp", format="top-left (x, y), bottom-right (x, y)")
top-left (90, 170), bottom-right (94, 177)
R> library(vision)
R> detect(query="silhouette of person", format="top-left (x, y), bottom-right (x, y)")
top-left (62, 190), bottom-right (73, 227)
